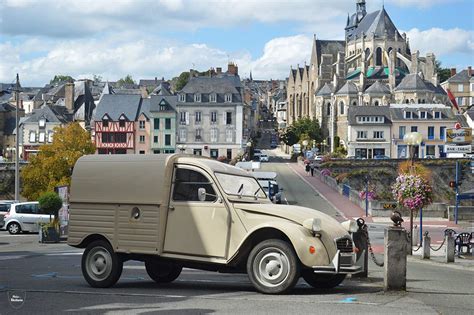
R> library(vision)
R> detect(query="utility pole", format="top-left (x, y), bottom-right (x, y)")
top-left (14, 74), bottom-right (21, 201)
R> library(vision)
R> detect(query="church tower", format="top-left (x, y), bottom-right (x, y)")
top-left (356, 0), bottom-right (367, 22)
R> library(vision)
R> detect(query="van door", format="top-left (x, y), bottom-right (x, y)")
top-left (163, 166), bottom-right (230, 258)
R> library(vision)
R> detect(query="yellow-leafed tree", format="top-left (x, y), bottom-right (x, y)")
top-left (21, 123), bottom-right (95, 200)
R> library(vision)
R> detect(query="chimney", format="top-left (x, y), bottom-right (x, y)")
top-left (450, 68), bottom-right (457, 77)
top-left (227, 62), bottom-right (238, 75)
top-left (65, 82), bottom-right (74, 113)
top-left (468, 66), bottom-right (472, 77)
top-left (216, 67), bottom-right (222, 74)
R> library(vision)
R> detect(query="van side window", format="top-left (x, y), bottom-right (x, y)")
top-left (172, 168), bottom-right (217, 202)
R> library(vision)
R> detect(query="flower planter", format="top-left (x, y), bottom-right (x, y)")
top-left (39, 226), bottom-right (60, 243)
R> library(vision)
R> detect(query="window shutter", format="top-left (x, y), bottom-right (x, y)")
top-left (223, 112), bottom-right (226, 125)
top-left (185, 112), bottom-right (189, 125)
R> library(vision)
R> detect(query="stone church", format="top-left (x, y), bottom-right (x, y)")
top-left (287, 0), bottom-right (448, 151)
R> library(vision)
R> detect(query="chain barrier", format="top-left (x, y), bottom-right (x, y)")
top-left (362, 226), bottom-right (384, 267)
top-left (429, 236), bottom-right (446, 252)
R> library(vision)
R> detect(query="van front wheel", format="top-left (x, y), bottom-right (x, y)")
top-left (145, 261), bottom-right (182, 283)
top-left (82, 240), bottom-right (123, 288)
top-left (247, 239), bottom-right (300, 294)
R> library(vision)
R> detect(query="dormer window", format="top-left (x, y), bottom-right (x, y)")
top-left (210, 93), bottom-right (217, 102)
top-left (179, 93), bottom-right (186, 102)
top-left (419, 111), bottom-right (427, 119)
top-left (159, 100), bottom-right (167, 111)
top-left (404, 111), bottom-right (412, 119)
top-left (102, 117), bottom-right (109, 127)
top-left (38, 118), bottom-right (46, 128)
top-left (194, 93), bottom-right (201, 102)
top-left (434, 111), bottom-right (441, 119)
top-left (119, 118), bottom-right (125, 128)
top-left (225, 93), bottom-right (232, 103)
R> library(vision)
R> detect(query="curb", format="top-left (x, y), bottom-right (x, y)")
top-left (407, 255), bottom-right (474, 271)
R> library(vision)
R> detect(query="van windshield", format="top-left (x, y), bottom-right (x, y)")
top-left (215, 173), bottom-right (266, 199)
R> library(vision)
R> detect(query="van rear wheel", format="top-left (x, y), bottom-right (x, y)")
top-left (247, 239), bottom-right (300, 294)
top-left (145, 261), bottom-right (182, 283)
top-left (82, 240), bottom-right (123, 288)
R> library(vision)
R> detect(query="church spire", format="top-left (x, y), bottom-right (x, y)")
top-left (356, 0), bottom-right (367, 22)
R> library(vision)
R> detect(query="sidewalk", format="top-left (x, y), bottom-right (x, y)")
top-left (288, 162), bottom-right (369, 222)
top-left (288, 161), bottom-right (472, 260)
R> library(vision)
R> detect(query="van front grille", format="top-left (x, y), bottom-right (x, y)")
top-left (335, 237), bottom-right (353, 253)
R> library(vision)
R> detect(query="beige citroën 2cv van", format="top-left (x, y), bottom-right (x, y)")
top-left (68, 154), bottom-right (363, 294)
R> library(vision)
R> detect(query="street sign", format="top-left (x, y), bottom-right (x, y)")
top-left (444, 144), bottom-right (472, 153)
top-left (446, 128), bottom-right (472, 144)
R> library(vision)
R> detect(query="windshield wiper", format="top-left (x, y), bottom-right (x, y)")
top-left (254, 187), bottom-right (263, 199)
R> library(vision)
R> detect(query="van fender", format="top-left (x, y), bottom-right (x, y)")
top-left (234, 222), bottom-right (330, 268)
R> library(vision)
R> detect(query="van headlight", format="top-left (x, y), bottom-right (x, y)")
top-left (341, 219), bottom-right (358, 233)
top-left (303, 218), bottom-right (322, 233)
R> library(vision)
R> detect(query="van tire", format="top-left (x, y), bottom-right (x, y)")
top-left (302, 271), bottom-right (346, 289)
top-left (7, 222), bottom-right (21, 235)
top-left (247, 239), bottom-right (300, 294)
top-left (82, 240), bottom-right (123, 288)
top-left (145, 261), bottom-right (182, 283)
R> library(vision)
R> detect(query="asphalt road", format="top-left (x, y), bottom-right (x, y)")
top-left (0, 232), bottom-right (473, 314)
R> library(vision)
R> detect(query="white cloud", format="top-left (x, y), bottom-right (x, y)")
top-left (0, 32), bottom-right (314, 85)
top-left (248, 35), bottom-right (313, 80)
top-left (0, 0), bottom-right (353, 37)
top-left (406, 27), bottom-right (474, 57)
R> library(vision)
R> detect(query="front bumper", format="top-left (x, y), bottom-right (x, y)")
top-left (311, 249), bottom-right (365, 274)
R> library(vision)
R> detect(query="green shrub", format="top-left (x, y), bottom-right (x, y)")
top-left (38, 191), bottom-right (63, 220)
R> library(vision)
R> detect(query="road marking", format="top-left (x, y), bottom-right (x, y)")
top-left (45, 251), bottom-right (83, 256)
top-left (0, 255), bottom-right (26, 260)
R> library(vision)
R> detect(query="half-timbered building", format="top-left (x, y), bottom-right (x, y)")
top-left (93, 94), bottom-right (142, 154)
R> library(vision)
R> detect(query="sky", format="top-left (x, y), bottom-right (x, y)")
top-left (0, 0), bottom-right (473, 87)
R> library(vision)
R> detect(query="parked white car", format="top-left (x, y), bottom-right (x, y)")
top-left (259, 154), bottom-right (269, 162)
top-left (4, 202), bottom-right (50, 234)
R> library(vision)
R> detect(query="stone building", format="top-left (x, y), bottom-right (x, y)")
top-left (176, 64), bottom-right (244, 160)
top-left (287, 0), bottom-right (448, 152)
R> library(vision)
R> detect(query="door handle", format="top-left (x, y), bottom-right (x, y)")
top-left (169, 205), bottom-right (175, 211)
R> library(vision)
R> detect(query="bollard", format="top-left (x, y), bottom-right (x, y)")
top-left (445, 235), bottom-right (455, 263)
top-left (406, 231), bottom-right (412, 255)
top-left (352, 229), bottom-right (368, 278)
top-left (384, 227), bottom-right (407, 291)
top-left (422, 233), bottom-right (430, 259)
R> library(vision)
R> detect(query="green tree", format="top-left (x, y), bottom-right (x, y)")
top-left (50, 75), bottom-right (74, 84)
top-left (117, 74), bottom-right (135, 87)
top-left (93, 74), bottom-right (103, 83)
top-left (435, 60), bottom-right (452, 83)
top-left (175, 71), bottom-right (190, 91)
top-left (21, 123), bottom-right (96, 200)
top-left (281, 117), bottom-right (323, 146)
top-left (38, 191), bottom-right (63, 223)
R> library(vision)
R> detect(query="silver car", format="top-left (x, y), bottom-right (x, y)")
top-left (0, 200), bottom-right (17, 229)
top-left (4, 202), bottom-right (51, 234)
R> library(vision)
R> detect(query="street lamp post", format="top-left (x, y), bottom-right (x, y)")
top-left (177, 144), bottom-right (187, 154)
top-left (246, 141), bottom-right (252, 161)
top-left (302, 140), bottom-right (308, 159)
top-left (403, 131), bottom-right (423, 254)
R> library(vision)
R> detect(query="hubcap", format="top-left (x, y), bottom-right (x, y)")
top-left (86, 246), bottom-right (113, 281)
top-left (9, 224), bottom-right (19, 234)
top-left (253, 247), bottom-right (290, 287)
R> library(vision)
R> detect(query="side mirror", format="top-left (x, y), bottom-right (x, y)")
top-left (198, 187), bottom-right (207, 202)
